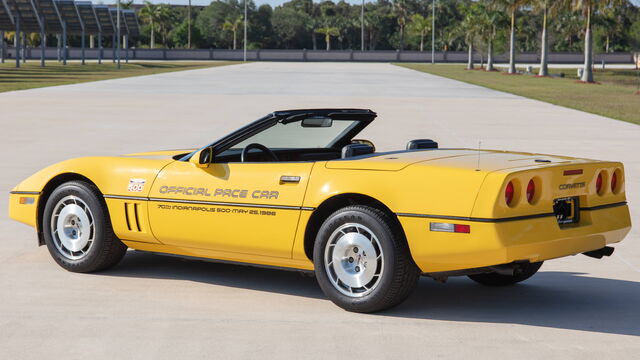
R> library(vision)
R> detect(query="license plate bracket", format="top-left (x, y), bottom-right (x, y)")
top-left (553, 196), bottom-right (580, 225)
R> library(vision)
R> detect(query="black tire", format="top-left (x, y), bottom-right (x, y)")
top-left (313, 205), bottom-right (420, 313)
top-left (42, 181), bottom-right (127, 273)
top-left (468, 261), bottom-right (543, 286)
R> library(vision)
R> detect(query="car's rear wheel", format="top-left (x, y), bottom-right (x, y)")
top-left (467, 261), bottom-right (543, 286)
top-left (313, 205), bottom-right (420, 313)
top-left (42, 181), bottom-right (127, 273)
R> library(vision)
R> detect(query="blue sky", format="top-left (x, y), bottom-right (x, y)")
top-left (126, 0), bottom-right (640, 8)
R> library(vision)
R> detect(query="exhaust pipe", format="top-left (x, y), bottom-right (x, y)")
top-left (583, 246), bottom-right (615, 259)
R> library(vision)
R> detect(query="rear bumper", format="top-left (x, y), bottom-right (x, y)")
top-left (400, 204), bottom-right (631, 273)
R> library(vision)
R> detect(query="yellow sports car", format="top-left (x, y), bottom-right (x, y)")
top-left (9, 109), bottom-right (631, 312)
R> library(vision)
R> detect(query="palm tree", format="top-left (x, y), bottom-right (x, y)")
top-left (476, 4), bottom-right (505, 71)
top-left (307, 15), bottom-right (320, 50)
top-left (491, 0), bottom-right (527, 74)
top-left (409, 14), bottom-right (431, 52)
top-left (440, 29), bottom-right (459, 62)
top-left (223, 16), bottom-right (243, 50)
top-left (157, 4), bottom-right (174, 48)
top-left (532, 0), bottom-right (565, 76)
top-left (315, 27), bottom-right (340, 51)
top-left (572, 0), bottom-right (622, 83)
top-left (139, 1), bottom-right (161, 49)
top-left (364, 2), bottom-right (392, 50)
top-left (394, 0), bottom-right (409, 50)
top-left (459, 4), bottom-right (481, 70)
top-left (27, 33), bottom-right (40, 47)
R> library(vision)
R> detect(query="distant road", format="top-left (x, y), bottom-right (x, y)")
top-left (1, 62), bottom-right (638, 359)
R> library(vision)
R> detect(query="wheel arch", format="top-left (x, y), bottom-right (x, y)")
top-left (303, 193), bottom-right (406, 261)
top-left (36, 173), bottom-right (103, 246)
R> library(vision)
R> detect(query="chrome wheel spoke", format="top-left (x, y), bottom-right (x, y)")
top-left (50, 195), bottom-right (96, 260)
top-left (324, 223), bottom-right (384, 298)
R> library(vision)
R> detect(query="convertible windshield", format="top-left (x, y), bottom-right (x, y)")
top-left (232, 119), bottom-right (359, 150)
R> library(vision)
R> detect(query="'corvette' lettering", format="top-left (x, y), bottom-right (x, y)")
top-left (158, 185), bottom-right (278, 199)
top-left (559, 182), bottom-right (585, 190)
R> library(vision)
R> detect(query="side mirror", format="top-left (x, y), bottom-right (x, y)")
top-left (351, 139), bottom-right (376, 152)
top-left (190, 147), bottom-right (212, 168)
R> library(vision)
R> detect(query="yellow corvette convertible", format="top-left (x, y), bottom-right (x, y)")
top-left (9, 109), bottom-right (631, 312)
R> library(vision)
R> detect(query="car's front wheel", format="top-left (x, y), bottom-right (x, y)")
top-left (313, 205), bottom-right (420, 313)
top-left (42, 181), bottom-right (127, 273)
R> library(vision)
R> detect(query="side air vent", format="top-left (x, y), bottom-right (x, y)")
top-left (124, 203), bottom-right (142, 232)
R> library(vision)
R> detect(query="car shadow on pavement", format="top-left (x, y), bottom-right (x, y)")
top-left (385, 271), bottom-right (640, 337)
top-left (104, 251), bottom-right (639, 336)
top-left (101, 250), bottom-right (325, 299)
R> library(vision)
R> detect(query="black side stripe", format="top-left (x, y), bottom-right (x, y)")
top-left (103, 194), bottom-right (316, 211)
top-left (9, 191), bottom-right (41, 195)
top-left (396, 201), bottom-right (627, 223)
top-left (395, 212), bottom-right (555, 223)
top-left (580, 202), bottom-right (628, 211)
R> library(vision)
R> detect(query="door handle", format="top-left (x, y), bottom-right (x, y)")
top-left (280, 176), bottom-right (301, 184)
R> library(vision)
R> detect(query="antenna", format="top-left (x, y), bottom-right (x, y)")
top-left (476, 140), bottom-right (482, 171)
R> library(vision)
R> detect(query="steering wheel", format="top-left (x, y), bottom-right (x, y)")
top-left (241, 143), bottom-right (279, 162)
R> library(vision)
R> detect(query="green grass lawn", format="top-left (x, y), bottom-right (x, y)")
top-left (397, 63), bottom-right (640, 125)
top-left (0, 61), bottom-right (239, 93)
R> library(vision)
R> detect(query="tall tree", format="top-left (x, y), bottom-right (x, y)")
top-left (532, 0), bottom-right (565, 76)
top-left (492, 0), bottom-right (527, 73)
top-left (315, 26), bottom-right (340, 50)
top-left (459, 2), bottom-right (482, 70)
top-left (271, 7), bottom-right (307, 49)
top-left (282, 0), bottom-right (317, 49)
top-left (139, 1), bottom-right (161, 49)
top-left (157, 4), bottom-right (175, 48)
top-left (223, 16), bottom-right (243, 49)
top-left (195, 0), bottom-right (244, 49)
top-left (596, 2), bottom-right (631, 53)
top-left (408, 14), bottom-right (431, 52)
top-left (394, 0), bottom-right (409, 50)
top-left (476, 2), bottom-right (506, 71)
top-left (363, 1), bottom-right (395, 51)
top-left (572, 0), bottom-right (622, 82)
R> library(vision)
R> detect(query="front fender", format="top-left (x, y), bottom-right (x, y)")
top-left (9, 156), bottom-right (174, 240)
top-left (13, 156), bottom-right (174, 197)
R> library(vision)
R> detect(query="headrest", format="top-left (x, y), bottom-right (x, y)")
top-left (406, 139), bottom-right (438, 150)
top-left (341, 143), bottom-right (374, 159)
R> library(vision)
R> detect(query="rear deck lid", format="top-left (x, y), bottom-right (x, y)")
top-left (325, 149), bottom-right (582, 172)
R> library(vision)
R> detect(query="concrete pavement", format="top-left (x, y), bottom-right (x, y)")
top-left (1, 62), bottom-right (638, 359)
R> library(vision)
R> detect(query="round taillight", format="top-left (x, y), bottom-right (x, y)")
top-left (505, 181), bottom-right (514, 206)
top-left (611, 171), bottom-right (618, 192)
top-left (526, 179), bottom-right (535, 203)
top-left (596, 172), bottom-right (604, 195)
